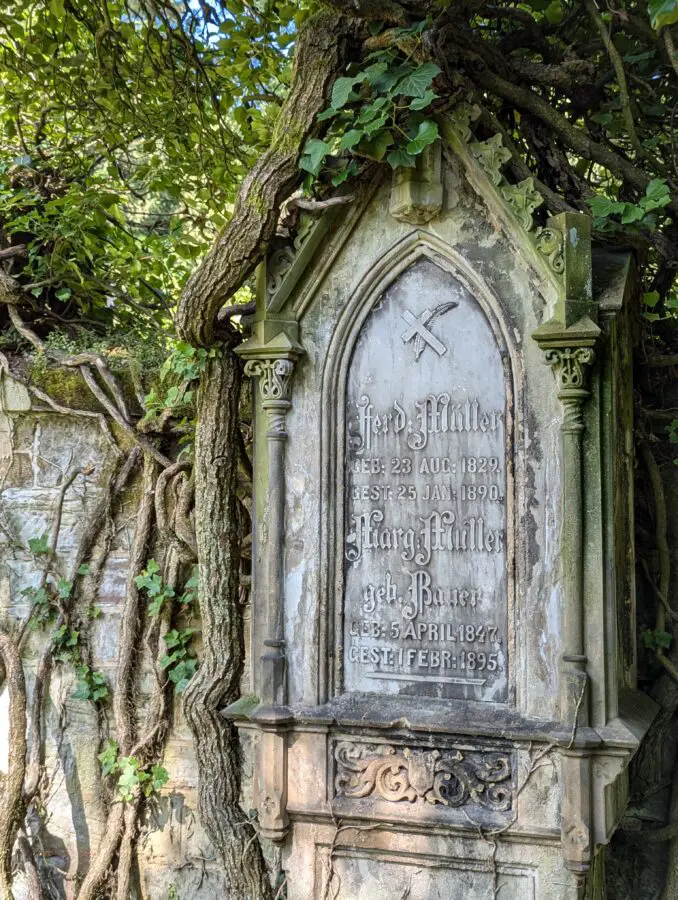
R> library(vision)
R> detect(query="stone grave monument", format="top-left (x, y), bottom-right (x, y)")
top-left (228, 103), bottom-right (656, 899)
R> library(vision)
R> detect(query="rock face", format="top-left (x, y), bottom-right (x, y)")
top-left (0, 376), bottom-right (227, 898)
top-left (233, 118), bottom-right (655, 898)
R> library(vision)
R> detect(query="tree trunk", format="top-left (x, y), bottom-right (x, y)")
top-left (183, 349), bottom-right (271, 900)
top-left (176, 8), bottom-right (355, 347)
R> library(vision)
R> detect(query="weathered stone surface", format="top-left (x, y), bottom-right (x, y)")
top-left (0, 388), bottom-right (218, 898)
top-left (343, 258), bottom-right (508, 702)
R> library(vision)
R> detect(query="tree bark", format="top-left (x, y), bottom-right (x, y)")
top-left (183, 348), bottom-right (271, 899)
top-left (176, 9), bottom-right (355, 347)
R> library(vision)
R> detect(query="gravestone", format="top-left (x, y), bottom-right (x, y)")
top-left (229, 107), bottom-right (656, 899)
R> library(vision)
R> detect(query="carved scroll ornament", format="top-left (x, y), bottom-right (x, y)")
top-left (544, 347), bottom-right (596, 393)
top-left (244, 358), bottom-right (295, 402)
top-left (334, 742), bottom-right (512, 812)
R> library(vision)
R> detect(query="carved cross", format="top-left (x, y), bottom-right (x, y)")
top-left (400, 301), bottom-right (458, 359)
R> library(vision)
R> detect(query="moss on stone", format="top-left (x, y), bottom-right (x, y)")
top-left (28, 364), bottom-right (103, 412)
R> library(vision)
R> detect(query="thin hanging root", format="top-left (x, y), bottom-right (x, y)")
top-left (115, 802), bottom-right (139, 900)
top-left (17, 832), bottom-right (43, 900)
top-left (78, 455), bottom-right (169, 900)
top-left (23, 643), bottom-right (52, 802)
top-left (113, 454), bottom-right (157, 757)
top-left (76, 803), bottom-right (126, 900)
top-left (0, 633), bottom-right (27, 900)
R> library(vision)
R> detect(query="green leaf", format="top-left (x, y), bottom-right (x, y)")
top-left (316, 107), bottom-right (338, 122)
top-left (28, 534), bottom-right (50, 555)
top-left (590, 112), bottom-right (614, 125)
top-left (117, 757), bottom-right (142, 800)
top-left (386, 148), bottom-right (417, 169)
top-left (56, 578), bottom-right (72, 600)
top-left (409, 90), bottom-right (438, 111)
top-left (357, 130), bottom-right (394, 161)
top-left (643, 628), bottom-right (673, 649)
top-left (544, 0), bottom-right (564, 24)
top-left (77, 564), bottom-right (90, 576)
top-left (587, 197), bottom-right (625, 218)
top-left (330, 76), bottom-right (359, 110)
top-left (299, 139), bottom-right (330, 176)
top-left (643, 291), bottom-right (661, 308)
top-left (360, 61), bottom-right (389, 86)
top-left (642, 178), bottom-right (671, 212)
top-left (620, 203), bottom-right (645, 224)
top-left (406, 120), bottom-right (439, 155)
top-left (338, 130), bottom-right (363, 151)
top-left (648, 0), bottom-right (678, 30)
top-left (393, 63), bottom-right (440, 99)
top-left (98, 739), bottom-right (119, 776)
top-left (149, 764), bottom-right (169, 793)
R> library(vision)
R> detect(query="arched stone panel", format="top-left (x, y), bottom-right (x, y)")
top-left (319, 232), bottom-right (519, 706)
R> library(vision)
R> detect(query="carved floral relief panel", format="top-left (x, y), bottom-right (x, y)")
top-left (342, 258), bottom-right (512, 702)
top-left (333, 740), bottom-right (513, 814)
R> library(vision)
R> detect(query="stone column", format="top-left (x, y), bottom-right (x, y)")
top-left (534, 327), bottom-right (599, 882)
top-left (543, 345), bottom-right (596, 726)
top-left (243, 356), bottom-right (295, 708)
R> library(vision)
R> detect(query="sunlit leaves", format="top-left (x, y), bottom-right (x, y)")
top-left (301, 25), bottom-right (440, 180)
top-left (0, 0), bottom-right (301, 333)
top-left (588, 179), bottom-right (671, 230)
top-left (648, 0), bottom-right (678, 30)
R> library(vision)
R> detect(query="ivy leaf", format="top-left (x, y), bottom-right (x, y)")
top-left (386, 148), bottom-right (417, 169)
top-left (330, 76), bottom-right (359, 109)
top-left (587, 197), bottom-right (625, 218)
top-left (28, 534), bottom-right (50, 555)
top-left (648, 0), bottom-right (678, 30)
top-left (98, 739), bottom-right (119, 776)
top-left (316, 107), bottom-right (338, 122)
top-left (357, 130), bottom-right (394, 161)
top-left (149, 764), bottom-right (169, 793)
top-left (299, 139), bottom-right (330, 176)
top-left (359, 61), bottom-right (389, 86)
top-left (544, 0), bottom-right (565, 24)
top-left (56, 578), bottom-right (72, 600)
top-left (394, 62), bottom-right (440, 98)
top-left (77, 563), bottom-right (90, 576)
top-left (620, 204), bottom-right (645, 224)
top-left (331, 160), bottom-right (359, 187)
top-left (406, 120), bottom-right (439, 155)
top-left (642, 178), bottom-right (671, 211)
top-left (355, 97), bottom-right (388, 125)
top-left (338, 130), bottom-right (363, 151)
top-left (409, 89), bottom-right (438, 111)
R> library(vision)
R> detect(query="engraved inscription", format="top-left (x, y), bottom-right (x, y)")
top-left (344, 259), bottom-right (509, 701)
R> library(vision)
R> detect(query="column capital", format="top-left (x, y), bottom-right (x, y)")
top-left (532, 316), bottom-right (600, 400)
top-left (237, 330), bottom-right (304, 407)
top-left (243, 357), bottom-right (296, 403)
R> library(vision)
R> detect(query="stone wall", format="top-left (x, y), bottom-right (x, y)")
top-left (0, 372), bottom-right (228, 899)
